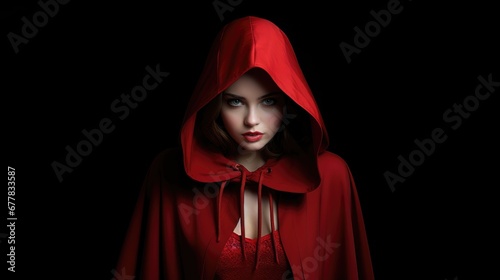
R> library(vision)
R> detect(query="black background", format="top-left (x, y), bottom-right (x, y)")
top-left (3, 0), bottom-right (499, 279)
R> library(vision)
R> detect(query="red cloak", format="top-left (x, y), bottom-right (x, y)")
top-left (115, 16), bottom-right (375, 280)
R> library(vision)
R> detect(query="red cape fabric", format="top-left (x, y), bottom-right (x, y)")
top-left (115, 16), bottom-right (375, 280)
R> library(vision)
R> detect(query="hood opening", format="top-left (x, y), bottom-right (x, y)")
top-left (195, 81), bottom-right (314, 162)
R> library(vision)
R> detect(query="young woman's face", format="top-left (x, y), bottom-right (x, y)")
top-left (221, 69), bottom-right (285, 154)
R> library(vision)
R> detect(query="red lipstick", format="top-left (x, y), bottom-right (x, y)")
top-left (242, 131), bottom-right (263, 142)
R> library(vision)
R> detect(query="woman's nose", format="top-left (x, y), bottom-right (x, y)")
top-left (244, 106), bottom-right (260, 126)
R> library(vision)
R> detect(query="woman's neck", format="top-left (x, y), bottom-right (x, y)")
top-left (233, 151), bottom-right (265, 172)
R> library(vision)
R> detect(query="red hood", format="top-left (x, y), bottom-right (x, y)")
top-left (180, 16), bottom-right (329, 193)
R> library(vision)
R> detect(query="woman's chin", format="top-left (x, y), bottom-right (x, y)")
top-left (236, 143), bottom-right (266, 154)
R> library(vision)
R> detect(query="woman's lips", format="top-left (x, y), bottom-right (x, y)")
top-left (242, 132), bottom-right (263, 142)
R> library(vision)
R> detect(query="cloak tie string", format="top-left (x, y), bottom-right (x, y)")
top-left (216, 180), bottom-right (228, 242)
top-left (254, 168), bottom-right (278, 269)
top-left (215, 166), bottom-right (278, 268)
top-left (239, 170), bottom-right (248, 259)
top-left (268, 188), bottom-right (279, 264)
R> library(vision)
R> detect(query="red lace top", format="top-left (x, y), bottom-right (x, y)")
top-left (214, 230), bottom-right (291, 279)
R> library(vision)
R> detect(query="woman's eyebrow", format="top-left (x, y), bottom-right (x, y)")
top-left (222, 92), bottom-right (244, 99)
top-left (258, 92), bottom-right (282, 100)
top-left (222, 91), bottom-right (282, 100)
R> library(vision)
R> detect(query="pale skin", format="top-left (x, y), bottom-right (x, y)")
top-left (220, 68), bottom-right (284, 239)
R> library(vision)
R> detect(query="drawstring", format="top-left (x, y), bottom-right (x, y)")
top-left (216, 181), bottom-right (228, 242)
top-left (268, 191), bottom-right (279, 264)
top-left (239, 171), bottom-right (248, 259)
top-left (254, 170), bottom-right (265, 270)
top-left (215, 165), bottom-right (278, 268)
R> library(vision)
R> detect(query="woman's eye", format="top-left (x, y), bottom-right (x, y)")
top-left (262, 98), bottom-right (276, 106)
top-left (227, 99), bottom-right (242, 106)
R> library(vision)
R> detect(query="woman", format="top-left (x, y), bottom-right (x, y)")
top-left (115, 16), bottom-right (375, 279)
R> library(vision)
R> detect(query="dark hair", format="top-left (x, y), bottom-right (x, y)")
top-left (195, 93), bottom-right (312, 160)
